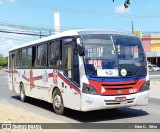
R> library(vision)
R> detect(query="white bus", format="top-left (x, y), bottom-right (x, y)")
top-left (8, 30), bottom-right (150, 115)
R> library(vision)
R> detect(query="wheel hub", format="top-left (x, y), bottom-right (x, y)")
top-left (54, 95), bottom-right (62, 109)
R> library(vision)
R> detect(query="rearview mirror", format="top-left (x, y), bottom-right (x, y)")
top-left (77, 45), bottom-right (85, 56)
top-left (76, 38), bottom-right (85, 56)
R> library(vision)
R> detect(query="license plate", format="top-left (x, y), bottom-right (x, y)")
top-left (115, 97), bottom-right (126, 102)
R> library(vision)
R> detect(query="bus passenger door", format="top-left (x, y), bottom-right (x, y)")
top-left (63, 44), bottom-right (80, 110)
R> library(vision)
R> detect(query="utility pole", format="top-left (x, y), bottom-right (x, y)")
top-left (131, 21), bottom-right (134, 33)
top-left (54, 11), bottom-right (60, 34)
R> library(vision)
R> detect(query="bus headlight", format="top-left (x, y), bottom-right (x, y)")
top-left (82, 83), bottom-right (98, 95)
top-left (140, 81), bottom-right (150, 92)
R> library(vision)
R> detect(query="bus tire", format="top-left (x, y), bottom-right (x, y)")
top-left (20, 83), bottom-right (28, 102)
top-left (52, 88), bottom-right (66, 115)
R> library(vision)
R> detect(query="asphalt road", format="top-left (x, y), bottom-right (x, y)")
top-left (149, 71), bottom-right (160, 80)
top-left (0, 72), bottom-right (160, 131)
top-left (149, 70), bottom-right (160, 75)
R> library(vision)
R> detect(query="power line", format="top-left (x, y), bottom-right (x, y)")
top-left (0, 27), bottom-right (51, 35)
top-left (0, 22), bottom-right (53, 32)
top-left (0, 30), bottom-right (48, 37)
top-left (0, 21), bottom-right (81, 33)
top-left (0, 36), bottom-right (32, 42)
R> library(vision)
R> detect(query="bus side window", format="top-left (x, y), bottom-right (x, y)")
top-left (37, 44), bottom-right (47, 67)
top-left (17, 50), bottom-right (22, 68)
top-left (32, 46), bottom-right (36, 67)
top-left (15, 50), bottom-right (18, 68)
top-left (49, 40), bottom-right (61, 67)
top-left (26, 47), bottom-right (32, 67)
top-left (22, 48), bottom-right (27, 67)
top-left (64, 46), bottom-right (72, 79)
top-left (9, 52), bottom-right (12, 70)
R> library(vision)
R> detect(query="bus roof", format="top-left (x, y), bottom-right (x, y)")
top-left (9, 29), bottom-right (136, 51)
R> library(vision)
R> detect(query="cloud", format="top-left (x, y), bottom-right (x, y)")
top-left (0, 25), bottom-right (39, 56)
top-left (0, 0), bottom-right (15, 4)
top-left (115, 4), bottom-right (130, 14)
top-left (0, 38), bottom-right (15, 56)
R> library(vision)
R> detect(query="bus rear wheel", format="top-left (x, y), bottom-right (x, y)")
top-left (20, 83), bottom-right (28, 102)
top-left (52, 88), bottom-right (65, 115)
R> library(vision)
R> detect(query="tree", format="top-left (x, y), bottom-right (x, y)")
top-left (0, 54), bottom-right (8, 67)
top-left (113, 0), bottom-right (131, 8)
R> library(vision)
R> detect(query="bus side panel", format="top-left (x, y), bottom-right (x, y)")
top-left (14, 70), bottom-right (20, 94)
top-left (11, 69), bottom-right (25, 94)
top-left (21, 69), bottom-right (49, 100)
top-left (8, 72), bottom-right (13, 91)
top-left (57, 71), bottom-right (81, 111)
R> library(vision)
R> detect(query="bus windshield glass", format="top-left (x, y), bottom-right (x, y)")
top-left (81, 34), bottom-right (146, 77)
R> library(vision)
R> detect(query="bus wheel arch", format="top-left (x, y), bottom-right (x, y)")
top-left (19, 82), bottom-right (28, 102)
top-left (52, 87), bottom-right (66, 115)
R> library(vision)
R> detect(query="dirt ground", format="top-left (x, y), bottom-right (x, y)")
top-left (0, 102), bottom-right (79, 132)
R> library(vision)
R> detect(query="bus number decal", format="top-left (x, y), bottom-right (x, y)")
top-left (53, 69), bottom-right (58, 84)
top-left (129, 88), bottom-right (137, 93)
top-left (88, 60), bottom-right (102, 69)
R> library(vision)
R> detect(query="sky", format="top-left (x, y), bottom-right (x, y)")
top-left (0, 0), bottom-right (160, 56)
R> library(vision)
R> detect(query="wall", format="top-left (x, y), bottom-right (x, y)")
top-left (151, 35), bottom-right (160, 52)
top-left (142, 34), bottom-right (151, 52)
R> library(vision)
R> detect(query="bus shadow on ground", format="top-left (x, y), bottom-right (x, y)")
top-left (65, 108), bottom-right (149, 122)
top-left (11, 95), bottom-right (53, 112)
top-left (11, 95), bottom-right (149, 123)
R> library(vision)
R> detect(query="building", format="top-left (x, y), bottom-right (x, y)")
top-left (142, 34), bottom-right (160, 66)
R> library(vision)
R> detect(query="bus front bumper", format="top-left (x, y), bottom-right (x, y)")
top-left (80, 91), bottom-right (149, 111)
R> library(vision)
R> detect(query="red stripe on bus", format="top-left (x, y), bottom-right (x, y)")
top-left (58, 73), bottom-right (80, 94)
top-left (8, 70), bottom-right (18, 74)
top-left (22, 75), bottom-right (30, 82)
top-left (48, 73), bottom-right (53, 78)
top-left (33, 76), bottom-right (43, 80)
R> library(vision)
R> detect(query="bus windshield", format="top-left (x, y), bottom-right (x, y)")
top-left (81, 34), bottom-right (146, 77)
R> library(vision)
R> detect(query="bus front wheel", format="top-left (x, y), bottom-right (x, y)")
top-left (52, 88), bottom-right (65, 115)
top-left (20, 83), bottom-right (28, 102)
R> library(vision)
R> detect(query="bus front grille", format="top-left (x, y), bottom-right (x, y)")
top-left (101, 81), bottom-right (137, 95)
top-left (104, 98), bottom-right (135, 105)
